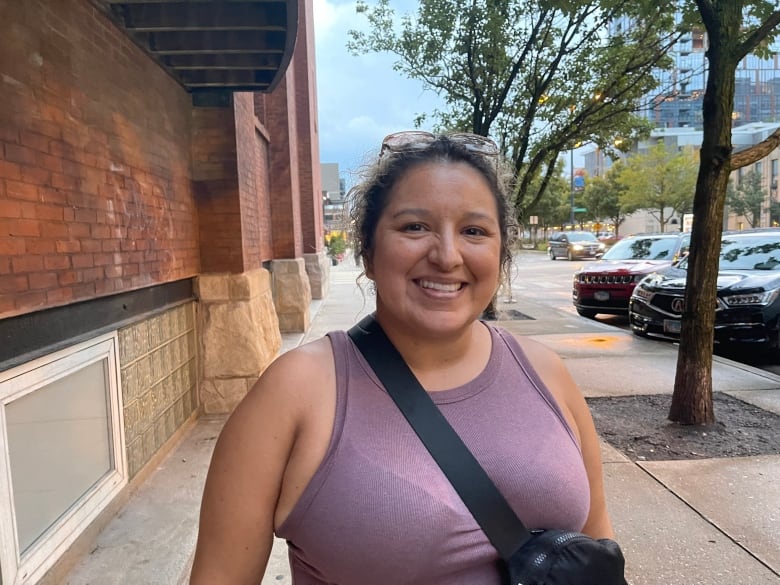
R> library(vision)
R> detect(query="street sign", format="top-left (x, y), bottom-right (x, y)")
top-left (573, 207), bottom-right (587, 213)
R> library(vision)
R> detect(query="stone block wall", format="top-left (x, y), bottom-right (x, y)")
top-left (196, 269), bottom-right (281, 413)
top-left (117, 302), bottom-right (198, 479)
top-left (304, 250), bottom-right (330, 299)
top-left (272, 258), bottom-right (312, 332)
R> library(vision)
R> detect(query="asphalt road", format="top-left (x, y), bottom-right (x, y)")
top-left (510, 249), bottom-right (780, 375)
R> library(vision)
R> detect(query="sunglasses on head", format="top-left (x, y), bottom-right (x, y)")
top-left (379, 130), bottom-right (499, 158)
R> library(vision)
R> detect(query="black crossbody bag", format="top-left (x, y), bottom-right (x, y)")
top-left (348, 316), bottom-right (628, 585)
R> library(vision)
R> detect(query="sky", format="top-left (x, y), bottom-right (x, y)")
top-left (310, 0), bottom-right (583, 188)
top-left (312, 0), bottom-right (443, 187)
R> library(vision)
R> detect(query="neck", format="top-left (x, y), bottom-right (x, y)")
top-left (372, 312), bottom-right (490, 390)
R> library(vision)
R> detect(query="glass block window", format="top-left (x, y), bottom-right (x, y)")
top-left (0, 333), bottom-right (126, 585)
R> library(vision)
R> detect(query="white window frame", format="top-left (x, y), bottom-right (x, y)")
top-left (0, 332), bottom-right (127, 585)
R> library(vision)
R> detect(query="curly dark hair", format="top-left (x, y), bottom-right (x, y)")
top-left (348, 134), bottom-right (516, 283)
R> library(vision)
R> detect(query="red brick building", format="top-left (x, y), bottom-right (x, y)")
top-left (0, 0), bottom-right (325, 582)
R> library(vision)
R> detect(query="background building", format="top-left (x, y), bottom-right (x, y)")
top-left (321, 162), bottom-right (348, 234)
top-left (611, 8), bottom-right (780, 129)
top-left (581, 123), bottom-right (780, 234)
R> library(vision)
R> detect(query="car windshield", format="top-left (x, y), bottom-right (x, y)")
top-left (602, 236), bottom-right (678, 260)
top-left (567, 231), bottom-right (598, 242)
top-left (719, 235), bottom-right (780, 270)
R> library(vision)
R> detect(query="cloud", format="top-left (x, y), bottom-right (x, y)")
top-left (313, 0), bottom-right (443, 183)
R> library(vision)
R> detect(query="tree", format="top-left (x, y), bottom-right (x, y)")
top-left (526, 163), bottom-right (571, 236)
top-left (725, 169), bottom-right (766, 227)
top-left (582, 162), bottom-right (633, 237)
top-left (671, 2), bottom-right (780, 425)
top-left (348, 0), bottom-right (683, 219)
top-left (617, 143), bottom-right (698, 231)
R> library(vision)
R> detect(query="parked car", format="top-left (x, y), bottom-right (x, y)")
top-left (572, 232), bottom-right (690, 318)
top-left (629, 229), bottom-right (780, 351)
top-left (548, 231), bottom-right (606, 260)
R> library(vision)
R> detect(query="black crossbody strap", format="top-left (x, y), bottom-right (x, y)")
top-left (347, 315), bottom-right (530, 561)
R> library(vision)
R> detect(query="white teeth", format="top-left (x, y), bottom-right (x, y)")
top-left (419, 280), bottom-right (461, 292)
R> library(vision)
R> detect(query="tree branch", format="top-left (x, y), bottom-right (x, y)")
top-left (731, 128), bottom-right (780, 169)
top-left (736, 11), bottom-right (780, 60)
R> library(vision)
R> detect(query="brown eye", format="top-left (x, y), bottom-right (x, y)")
top-left (403, 223), bottom-right (426, 232)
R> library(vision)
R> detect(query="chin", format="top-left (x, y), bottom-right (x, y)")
top-left (411, 310), bottom-right (481, 334)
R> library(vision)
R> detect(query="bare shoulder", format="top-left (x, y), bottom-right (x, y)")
top-left (513, 335), bottom-right (565, 367)
top-left (512, 334), bottom-right (581, 398)
top-left (259, 336), bottom-right (335, 397)
top-left (511, 334), bottom-right (587, 438)
top-left (221, 335), bottom-right (336, 446)
top-left (513, 335), bottom-right (577, 389)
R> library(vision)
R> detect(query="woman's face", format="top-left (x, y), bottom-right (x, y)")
top-left (367, 161), bottom-right (502, 338)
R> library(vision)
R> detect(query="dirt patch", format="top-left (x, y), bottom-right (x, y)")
top-left (587, 392), bottom-right (780, 461)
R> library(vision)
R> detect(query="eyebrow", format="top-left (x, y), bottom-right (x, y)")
top-left (391, 208), bottom-right (497, 223)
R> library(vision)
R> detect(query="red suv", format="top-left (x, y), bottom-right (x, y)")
top-left (572, 232), bottom-right (690, 318)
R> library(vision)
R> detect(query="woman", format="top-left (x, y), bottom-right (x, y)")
top-left (190, 131), bottom-right (615, 584)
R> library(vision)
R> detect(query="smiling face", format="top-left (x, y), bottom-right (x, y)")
top-left (366, 161), bottom-right (502, 339)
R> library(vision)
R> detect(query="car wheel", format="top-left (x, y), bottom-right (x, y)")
top-left (549, 248), bottom-right (556, 260)
top-left (576, 308), bottom-right (597, 319)
top-left (567, 249), bottom-right (574, 261)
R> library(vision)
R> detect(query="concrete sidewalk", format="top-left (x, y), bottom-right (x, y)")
top-left (65, 254), bottom-right (780, 584)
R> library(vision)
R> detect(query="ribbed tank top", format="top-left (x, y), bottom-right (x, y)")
top-left (276, 324), bottom-right (590, 585)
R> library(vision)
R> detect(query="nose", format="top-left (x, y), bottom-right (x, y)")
top-left (428, 231), bottom-right (463, 270)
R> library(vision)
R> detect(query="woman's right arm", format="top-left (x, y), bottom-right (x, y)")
top-left (189, 346), bottom-right (319, 584)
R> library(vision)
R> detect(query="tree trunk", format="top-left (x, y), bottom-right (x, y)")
top-left (670, 3), bottom-right (741, 425)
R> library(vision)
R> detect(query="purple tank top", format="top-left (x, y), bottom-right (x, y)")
top-left (276, 324), bottom-right (590, 585)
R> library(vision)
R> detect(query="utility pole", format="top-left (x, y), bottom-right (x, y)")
top-left (569, 148), bottom-right (575, 226)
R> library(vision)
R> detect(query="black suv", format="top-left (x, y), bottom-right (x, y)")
top-left (629, 229), bottom-right (780, 351)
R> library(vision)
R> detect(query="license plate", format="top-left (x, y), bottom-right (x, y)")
top-left (663, 319), bottom-right (681, 334)
top-left (594, 291), bottom-right (610, 301)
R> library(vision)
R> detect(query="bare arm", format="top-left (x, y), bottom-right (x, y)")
top-left (515, 336), bottom-right (615, 540)
top-left (189, 340), bottom-right (334, 584)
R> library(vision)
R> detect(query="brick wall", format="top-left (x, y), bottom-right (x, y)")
top-left (191, 106), bottom-right (243, 273)
top-left (234, 93), bottom-right (274, 268)
top-left (294, 0), bottom-right (325, 255)
top-left (0, 0), bottom-right (199, 319)
top-left (265, 70), bottom-right (304, 259)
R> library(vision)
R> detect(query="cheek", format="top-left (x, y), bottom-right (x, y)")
top-left (471, 245), bottom-right (502, 277)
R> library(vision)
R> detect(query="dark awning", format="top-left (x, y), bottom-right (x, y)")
top-left (98, 0), bottom-right (298, 95)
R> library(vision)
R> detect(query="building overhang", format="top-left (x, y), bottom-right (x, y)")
top-left (96, 0), bottom-right (298, 101)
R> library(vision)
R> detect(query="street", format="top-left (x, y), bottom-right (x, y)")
top-left (508, 249), bottom-right (780, 375)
